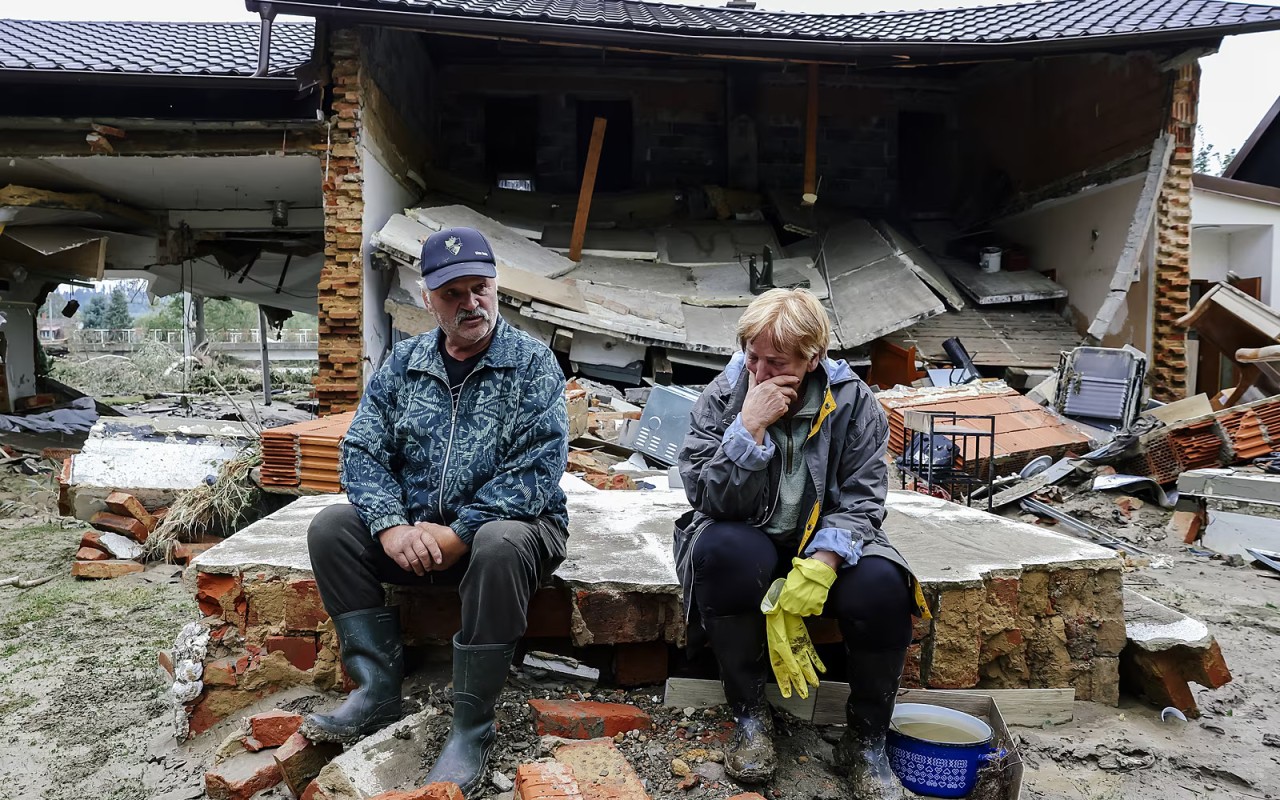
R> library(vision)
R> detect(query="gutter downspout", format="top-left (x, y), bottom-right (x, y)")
top-left (253, 3), bottom-right (278, 78)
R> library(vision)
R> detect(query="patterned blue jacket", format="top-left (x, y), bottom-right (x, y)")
top-left (339, 318), bottom-right (569, 543)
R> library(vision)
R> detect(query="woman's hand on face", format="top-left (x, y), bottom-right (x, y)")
top-left (741, 374), bottom-right (800, 441)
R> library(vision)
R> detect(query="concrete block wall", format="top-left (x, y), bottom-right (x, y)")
top-left (431, 63), bottom-right (946, 212)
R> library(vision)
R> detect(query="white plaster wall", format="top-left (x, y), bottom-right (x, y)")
top-left (0, 278), bottom-right (44, 403)
top-left (1191, 187), bottom-right (1280, 304)
top-left (360, 142), bottom-right (418, 382)
top-left (994, 175), bottom-right (1146, 336)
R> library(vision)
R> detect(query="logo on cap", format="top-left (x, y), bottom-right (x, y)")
top-left (444, 236), bottom-right (462, 256)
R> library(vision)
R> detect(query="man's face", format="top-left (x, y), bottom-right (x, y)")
top-left (744, 332), bottom-right (819, 386)
top-left (424, 276), bottom-right (498, 347)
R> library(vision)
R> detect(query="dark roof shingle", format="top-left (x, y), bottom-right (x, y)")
top-left (275, 0), bottom-right (1280, 47)
top-left (0, 20), bottom-right (314, 77)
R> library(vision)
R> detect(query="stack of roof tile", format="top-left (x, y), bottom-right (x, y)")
top-left (1216, 407), bottom-right (1272, 462)
top-left (878, 383), bottom-right (1091, 476)
top-left (258, 412), bottom-right (356, 493)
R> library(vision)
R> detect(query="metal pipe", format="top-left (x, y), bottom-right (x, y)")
top-left (253, 3), bottom-right (278, 79)
top-left (258, 306), bottom-right (273, 406)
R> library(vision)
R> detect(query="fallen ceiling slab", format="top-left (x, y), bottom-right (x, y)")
top-left (0, 226), bottom-right (107, 281)
top-left (655, 221), bottom-right (782, 266)
top-left (880, 222), bottom-right (966, 311)
top-left (888, 306), bottom-right (1083, 368)
top-left (942, 260), bottom-right (1068, 305)
top-left (820, 220), bottom-right (945, 348)
top-left (408, 205), bottom-right (577, 279)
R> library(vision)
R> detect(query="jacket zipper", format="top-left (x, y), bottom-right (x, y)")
top-left (437, 371), bottom-right (476, 523)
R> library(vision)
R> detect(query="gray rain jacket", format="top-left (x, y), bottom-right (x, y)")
top-left (673, 352), bottom-right (928, 645)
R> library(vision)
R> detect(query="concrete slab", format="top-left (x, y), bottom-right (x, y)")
top-left (196, 486), bottom-right (1118, 594)
top-left (654, 222), bottom-right (781, 266)
top-left (313, 707), bottom-right (441, 799)
top-left (940, 260), bottom-right (1068, 305)
top-left (1123, 589), bottom-right (1212, 652)
top-left (1177, 468), bottom-right (1280, 504)
top-left (885, 491), bottom-right (1122, 586)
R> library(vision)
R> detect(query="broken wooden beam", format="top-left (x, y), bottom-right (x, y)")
top-left (569, 116), bottom-right (608, 263)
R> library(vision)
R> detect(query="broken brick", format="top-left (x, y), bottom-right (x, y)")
top-left (71, 559), bottom-right (143, 580)
top-left (79, 531), bottom-right (109, 554)
top-left (174, 542), bottom-right (219, 565)
top-left (301, 781), bottom-right (331, 800)
top-left (89, 511), bottom-right (149, 543)
top-left (268, 634), bottom-right (319, 671)
top-left (1167, 508), bottom-right (1206, 544)
top-left (514, 762), bottom-right (584, 800)
top-left (368, 783), bottom-right (465, 800)
top-left (554, 739), bottom-right (649, 800)
top-left (529, 700), bottom-right (652, 739)
top-left (285, 578), bottom-right (330, 631)
top-left (105, 490), bottom-right (158, 532)
top-left (274, 732), bottom-right (342, 796)
top-left (242, 736), bottom-right (266, 753)
top-left (203, 657), bottom-right (239, 687)
top-left (197, 571), bottom-right (247, 626)
top-left (204, 748), bottom-right (283, 800)
top-left (249, 709), bottom-right (303, 748)
top-left (75, 547), bottom-right (110, 562)
top-left (158, 650), bottom-right (175, 680)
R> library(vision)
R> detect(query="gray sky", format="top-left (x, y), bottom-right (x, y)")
top-left (11, 0), bottom-right (1280, 157)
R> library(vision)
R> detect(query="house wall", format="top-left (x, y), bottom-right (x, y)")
top-left (958, 52), bottom-right (1168, 201)
top-left (431, 62), bottom-right (955, 213)
top-left (0, 278), bottom-right (42, 406)
top-left (993, 174), bottom-right (1148, 347)
top-left (1191, 188), bottom-right (1280, 303)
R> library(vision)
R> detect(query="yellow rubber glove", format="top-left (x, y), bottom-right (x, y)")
top-left (776, 557), bottom-right (838, 617)
top-left (761, 578), bottom-right (827, 699)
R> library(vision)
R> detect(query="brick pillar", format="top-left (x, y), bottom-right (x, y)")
top-left (317, 28), bottom-right (365, 415)
top-left (1150, 63), bottom-right (1197, 402)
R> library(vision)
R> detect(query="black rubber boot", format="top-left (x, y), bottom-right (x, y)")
top-left (833, 647), bottom-right (909, 800)
top-left (703, 614), bottom-right (776, 784)
top-left (424, 636), bottom-right (518, 798)
top-left (301, 607), bottom-right (404, 744)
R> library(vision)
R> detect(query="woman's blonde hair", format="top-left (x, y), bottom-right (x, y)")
top-left (736, 288), bottom-right (831, 361)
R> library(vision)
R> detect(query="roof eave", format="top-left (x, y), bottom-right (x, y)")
top-left (0, 68), bottom-right (304, 88)
top-left (247, 0), bottom-right (1279, 62)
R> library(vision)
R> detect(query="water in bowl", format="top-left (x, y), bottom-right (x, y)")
top-left (893, 721), bottom-right (985, 745)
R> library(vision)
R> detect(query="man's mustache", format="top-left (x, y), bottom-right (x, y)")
top-left (455, 307), bottom-right (490, 326)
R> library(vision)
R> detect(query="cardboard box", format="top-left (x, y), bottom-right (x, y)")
top-left (895, 689), bottom-right (1024, 800)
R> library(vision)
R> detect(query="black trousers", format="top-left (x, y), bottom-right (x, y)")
top-left (307, 503), bottom-right (568, 645)
top-left (691, 520), bottom-right (913, 652)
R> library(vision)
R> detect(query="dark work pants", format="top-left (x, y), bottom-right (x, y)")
top-left (308, 503), bottom-right (568, 645)
top-left (691, 520), bottom-right (913, 652)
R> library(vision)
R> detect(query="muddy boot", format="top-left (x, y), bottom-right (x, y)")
top-left (703, 614), bottom-right (776, 784)
top-left (424, 636), bottom-right (518, 798)
top-left (301, 608), bottom-right (404, 744)
top-left (833, 647), bottom-right (909, 799)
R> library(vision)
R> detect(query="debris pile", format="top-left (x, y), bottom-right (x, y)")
top-left (69, 490), bottom-right (164, 579)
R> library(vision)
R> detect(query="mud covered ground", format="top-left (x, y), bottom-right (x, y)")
top-left (2, 463), bottom-right (1280, 799)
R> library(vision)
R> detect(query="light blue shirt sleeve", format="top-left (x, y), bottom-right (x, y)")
top-left (721, 413), bottom-right (775, 471)
top-left (803, 528), bottom-right (864, 568)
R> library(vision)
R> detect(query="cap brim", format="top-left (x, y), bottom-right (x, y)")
top-left (423, 262), bottom-right (498, 291)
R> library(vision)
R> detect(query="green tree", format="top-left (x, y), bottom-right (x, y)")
top-left (79, 292), bottom-right (110, 329)
top-left (138, 296), bottom-right (183, 331)
top-left (103, 289), bottom-right (134, 330)
top-left (1194, 125), bottom-right (1238, 176)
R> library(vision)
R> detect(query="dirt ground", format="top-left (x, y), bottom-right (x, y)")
top-left (3, 462), bottom-right (1280, 800)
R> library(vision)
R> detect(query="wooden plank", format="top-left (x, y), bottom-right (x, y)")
top-left (814, 684), bottom-right (1074, 727)
top-left (803, 63), bottom-right (819, 204)
top-left (663, 677), bottom-right (817, 721)
top-left (570, 116), bottom-right (608, 262)
top-left (496, 265), bottom-right (589, 314)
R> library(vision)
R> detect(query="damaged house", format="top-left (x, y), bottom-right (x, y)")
top-left (0, 20), bottom-right (323, 412)
top-left (211, 0), bottom-right (1280, 415)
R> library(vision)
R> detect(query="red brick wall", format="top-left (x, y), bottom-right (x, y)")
top-left (317, 28), bottom-right (365, 415)
top-left (1151, 63), bottom-right (1198, 402)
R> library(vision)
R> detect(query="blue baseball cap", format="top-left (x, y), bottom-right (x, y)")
top-left (420, 227), bottom-right (498, 291)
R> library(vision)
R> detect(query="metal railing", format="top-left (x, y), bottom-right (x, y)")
top-left (71, 328), bottom-right (318, 346)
